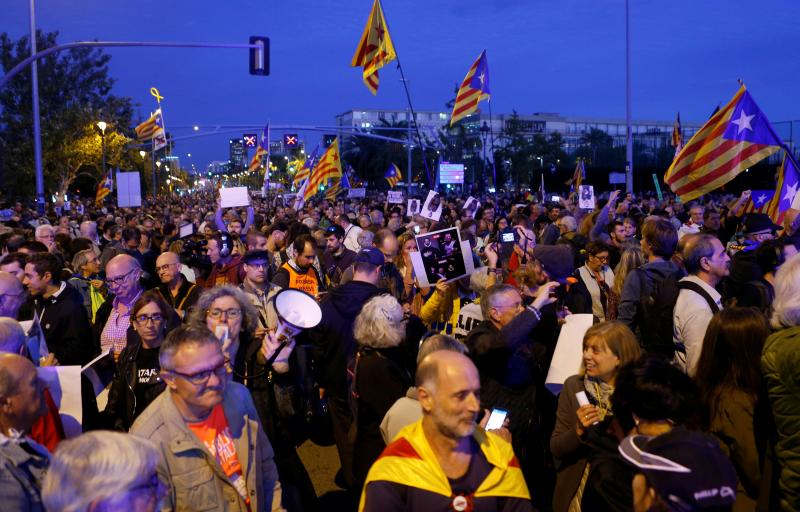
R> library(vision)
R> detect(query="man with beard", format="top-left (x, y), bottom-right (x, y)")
top-left (322, 225), bottom-right (356, 289)
top-left (130, 325), bottom-right (283, 511)
top-left (272, 234), bottom-right (322, 298)
top-left (239, 250), bottom-right (280, 338)
top-left (360, 351), bottom-right (532, 511)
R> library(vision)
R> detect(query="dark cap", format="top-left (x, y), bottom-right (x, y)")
top-left (742, 213), bottom-right (781, 234)
top-left (533, 245), bottom-right (575, 282)
top-left (325, 225), bottom-right (345, 238)
top-left (269, 221), bottom-right (289, 235)
top-left (618, 427), bottom-right (737, 510)
top-left (354, 248), bottom-right (384, 267)
top-left (243, 250), bottom-right (271, 264)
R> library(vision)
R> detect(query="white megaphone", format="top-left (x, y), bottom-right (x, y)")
top-left (272, 289), bottom-right (322, 342)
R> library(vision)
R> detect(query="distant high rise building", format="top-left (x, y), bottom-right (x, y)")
top-left (229, 139), bottom-right (246, 172)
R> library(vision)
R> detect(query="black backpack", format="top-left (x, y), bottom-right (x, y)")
top-left (634, 267), bottom-right (682, 357)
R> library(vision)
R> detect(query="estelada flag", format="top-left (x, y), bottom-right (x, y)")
top-left (95, 170), bottom-right (113, 205)
top-left (385, 163), bottom-right (402, 187)
top-left (248, 123), bottom-right (270, 173)
top-left (664, 86), bottom-right (782, 201)
top-left (351, 0), bottom-right (396, 95)
top-left (305, 138), bottom-right (342, 201)
top-left (450, 50), bottom-right (490, 126)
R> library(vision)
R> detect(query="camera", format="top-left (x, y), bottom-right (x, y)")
top-left (180, 238), bottom-right (211, 270)
top-left (500, 228), bottom-right (517, 244)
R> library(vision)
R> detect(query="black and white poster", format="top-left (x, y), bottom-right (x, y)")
top-left (410, 227), bottom-right (475, 287)
top-left (420, 190), bottom-right (443, 222)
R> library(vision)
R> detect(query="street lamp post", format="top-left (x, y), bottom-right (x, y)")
top-left (480, 121), bottom-right (489, 191)
top-left (97, 121), bottom-right (107, 178)
top-left (155, 160), bottom-right (162, 195)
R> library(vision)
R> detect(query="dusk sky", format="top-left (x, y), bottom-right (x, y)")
top-left (5, 0), bottom-right (800, 171)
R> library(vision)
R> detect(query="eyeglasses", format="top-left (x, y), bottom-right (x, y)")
top-left (156, 263), bottom-right (178, 272)
top-left (591, 254), bottom-right (610, 262)
top-left (168, 361), bottom-right (227, 385)
top-left (207, 308), bottom-right (242, 319)
top-left (105, 268), bottom-right (136, 287)
top-left (135, 313), bottom-right (163, 324)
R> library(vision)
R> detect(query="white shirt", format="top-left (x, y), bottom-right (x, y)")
top-left (677, 222), bottom-right (701, 240)
top-left (343, 224), bottom-right (363, 253)
top-left (673, 275), bottom-right (722, 376)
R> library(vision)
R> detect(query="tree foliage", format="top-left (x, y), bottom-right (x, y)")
top-left (0, 30), bottom-right (136, 199)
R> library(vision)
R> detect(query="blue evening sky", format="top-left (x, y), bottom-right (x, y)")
top-left (4, 0), bottom-right (800, 170)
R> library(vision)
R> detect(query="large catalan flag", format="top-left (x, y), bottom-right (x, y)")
top-left (325, 179), bottom-right (341, 201)
top-left (664, 86), bottom-right (783, 201)
top-left (95, 170), bottom-right (113, 205)
top-left (304, 138), bottom-right (342, 201)
top-left (351, 0), bottom-right (396, 95)
top-left (293, 145), bottom-right (319, 188)
top-left (385, 163), bottom-right (402, 187)
top-left (450, 50), bottom-right (490, 126)
top-left (248, 123), bottom-right (270, 173)
top-left (135, 109), bottom-right (166, 150)
top-left (765, 151), bottom-right (800, 225)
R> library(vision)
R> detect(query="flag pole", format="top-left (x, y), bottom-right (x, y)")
top-left (378, 0), bottom-right (434, 190)
top-left (487, 99), bottom-right (499, 206)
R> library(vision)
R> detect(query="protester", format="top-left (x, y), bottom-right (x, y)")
top-left (272, 234), bottom-right (323, 297)
top-left (153, 251), bottom-right (200, 320)
top-left (201, 232), bottom-right (244, 288)
top-left (41, 431), bottom-right (164, 512)
top-left (322, 225), bottom-right (356, 288)
top-left (570, 241), bottom-right (617, 320)
top-left (360, 350), bottom-right (532, 511)
top-left (130, 325), bottom-right (283, 511)
top-left (0, 271), bottom-right (26, 319)
top-left (550, 321), bottom-right (641, 512)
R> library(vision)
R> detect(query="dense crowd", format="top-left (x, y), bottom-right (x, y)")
top-left (0, 185), bottom-right (798, 512)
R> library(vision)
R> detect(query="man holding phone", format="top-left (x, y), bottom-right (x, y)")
top-left (360, 350), bottom-right (533, 511)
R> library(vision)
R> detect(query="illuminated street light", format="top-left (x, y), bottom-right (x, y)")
top-left (193, 125), bottom-right (200, 131)
top-left (97, 121), bottom-right (107, 177)
top-left (139, 150), bottom-right (146, 159)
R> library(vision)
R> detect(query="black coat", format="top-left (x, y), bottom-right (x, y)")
top-left (304, 280), bottom-right (381, 398)
top-left (101, 341), bottom-right (166, 431)
top-left (31, 282), bottom-right (96, 366)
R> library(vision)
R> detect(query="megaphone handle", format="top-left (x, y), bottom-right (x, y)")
top-left (265, 341), bottom-right (288, 367)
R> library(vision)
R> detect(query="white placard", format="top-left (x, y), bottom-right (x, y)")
top-left (545, 314), bottom-right (594, 394)
top-left (220, 187), bottom-right (250, 208)
top-left (116, 171), bottom-right (142, 208)
top-left (463, 197), bottom-right (480, 219)
top-left (348, 188), bottom-right (366, 198)
top-left (38, 366), bottom-right (82, 438)
top-left (420, 190), bottom-right (443, 222)
top-left (387, 191), bottom-right (404, 204)
top-left (579, 185), bottom-right (596, 210)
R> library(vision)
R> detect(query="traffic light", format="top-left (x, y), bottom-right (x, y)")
top-left (243, 134), bottom-right (257, 148)
top-left (283, 134), bottom-right (298, 148)
top-left (249, 36), bottom-right (270, 76)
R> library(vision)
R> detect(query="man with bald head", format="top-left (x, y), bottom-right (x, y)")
top-left (94, 254), bottom-right (144, 358)
top-left (153, 251), bottom-right (200, 320)
top-left (79, 220), bottom-right (100, 245)
top-left (0, 353), bottom-right (50, 511)
top-left (360, 351), bottom-right (532, 511)
top-left (23, 253), bottom-right (94, 366)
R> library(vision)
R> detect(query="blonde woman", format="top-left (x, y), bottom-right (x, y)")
top-left (612, 244), bottom-right (645, 298)
top-left (550, 321), bottom-right (641, 512)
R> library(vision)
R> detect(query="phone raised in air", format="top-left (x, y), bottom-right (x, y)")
top-left (485, 408), bottom-right (508, 430)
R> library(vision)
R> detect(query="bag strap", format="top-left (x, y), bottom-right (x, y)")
top-left (677, 280), bottom-right (720, 314)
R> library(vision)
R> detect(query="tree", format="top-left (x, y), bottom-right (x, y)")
top-left (341, 118), bottom-right (409, 187)
top-left (0, 31), bottom-right (135, 200)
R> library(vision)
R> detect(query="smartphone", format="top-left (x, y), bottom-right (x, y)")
top-left (485, 408), bottom-right (508, 430)
top-left (551, 195), bottom-right (561, 202)
top-left (413, 225), bottom-right (420, 234)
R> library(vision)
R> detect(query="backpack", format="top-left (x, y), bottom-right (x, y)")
top-left (634, 266), bottom-right (681, 357)
top-left (673, 280), bottom-right (721, 356)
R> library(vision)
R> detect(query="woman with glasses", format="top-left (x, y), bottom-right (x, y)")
top-left (102, 290), bottom-right (173, 431)
top-left (570, 241), bottom-right (618, 321)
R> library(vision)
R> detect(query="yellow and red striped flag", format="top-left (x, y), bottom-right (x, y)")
top-left (664, 86), bottom-right (783, 201)
top-left (248, 123), bottom-right (270, 173)
top-left (351, 0), bottom-right (396, 95)
top-left (293, 145), bottom-right (319, 188)
top-left (385, 163), bottom-right (402, 187)
top-left (450, 50), bottom-right (490, 126)
top-left (95, 170), bottom-right (113, 205)
top-left (304, 138), bottom-right (342, 201)
top-left (325, 178), bottom-right (341, 201)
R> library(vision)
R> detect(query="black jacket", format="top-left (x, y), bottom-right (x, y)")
top-left (31, 282), bottom-right (96, 366)
top-left (101, 341), bottom-right (166, 431)
top-left (153, 277), bottom-right (201, 320)
top-left (304, 280), bottom-right (381, 397)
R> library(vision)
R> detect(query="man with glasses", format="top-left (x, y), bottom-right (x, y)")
top-left (0, 353), bottom-right (50, 510)
top-left (23, 253), bottom-right (94, 366)
top-left (131, 325), bottom-right (283, 512)
top-left (153, 252), bottom-right (199, 321)
top-left (95, 254), bottom-right (145, 360)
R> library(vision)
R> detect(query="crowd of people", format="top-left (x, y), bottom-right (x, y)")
top-left (0, 185), bottom-right (798, 511)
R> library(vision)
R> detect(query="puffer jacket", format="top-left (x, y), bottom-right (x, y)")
top-left (762, 325), bottom-right (800, 511)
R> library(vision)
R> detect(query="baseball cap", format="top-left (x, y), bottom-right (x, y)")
top-left (354, 248), bottom-right (384, 267)
top-left (742, 213), bottom-right (781, 235)
top-left (325, 225), bottom-right (345, 238)
top-left (533, 245), bottom-right (575, 283)
top-left (618, 427), bottom-right (737, 511)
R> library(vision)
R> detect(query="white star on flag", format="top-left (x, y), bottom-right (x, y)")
top-left (756, 193), bottom-right (767, 205)
top-left (731, 110), bottom-right (755, 134)
top-left (479, 72), bottom-right (485, 86)
top-left (783, 180), bottom-right (799, 204)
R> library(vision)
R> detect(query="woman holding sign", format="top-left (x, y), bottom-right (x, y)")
top-left (549, 321), bottom-right (640, 512)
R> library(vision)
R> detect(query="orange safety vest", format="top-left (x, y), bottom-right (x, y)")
top-left (281, 262), bottom-right (319, 298)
